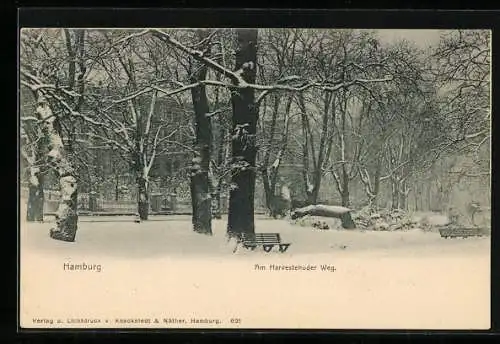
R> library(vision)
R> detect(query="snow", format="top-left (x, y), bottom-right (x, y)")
top-left (20, 212), bottom-right (490, 329)
top-left (271, 157), bottom-right (280, 169)
top-left (280, 185), bottom-right (290, 199)
top-left (60, 176), bottom-right (77, 201)
top-left (47, 148), bottom-right (62, 161)
top-left (29, 175), bottom-right (39, 187)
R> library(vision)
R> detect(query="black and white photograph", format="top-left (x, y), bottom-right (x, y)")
top-left (19, 27), bottom-right (491, 329)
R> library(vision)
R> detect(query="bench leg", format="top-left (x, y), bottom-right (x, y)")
top-left (244, 244), bottom-right (257, 251)
top-left (263, 244), bottom-right (275, 252)
top-left (279, 244), bottom-right (291, 253)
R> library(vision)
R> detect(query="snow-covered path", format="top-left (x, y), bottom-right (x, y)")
top-left (20, 215), bottom-right (490, 329)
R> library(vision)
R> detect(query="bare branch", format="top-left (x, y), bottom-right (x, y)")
top-left (150, 29), bottom-right (243, 84)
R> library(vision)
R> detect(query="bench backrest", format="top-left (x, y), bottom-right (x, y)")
top-left (439, 227), bottom-right (486, 237)
top-left (241, 233), bottom-right (281, 244)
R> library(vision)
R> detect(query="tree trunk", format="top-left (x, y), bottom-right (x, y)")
top-left (137, 176), bottom-right (149, 221)
top-left (414, 185), bottom-right (419, 212)
top-left (341, 165), bottom-right (350, 207)
top-left (189, 30), bottom-right (213, 235)
top-left (190, 158), bottom-right (212, 233)
top-left (260, 94), bottom-right (281, 218)
top-left (371, 159), bottom-right (381, 210)
top-left (308, 181), bottom-right (321, 205)
top-left (209, 66), bottom-right (224, 219)
top-left (36, 94), bottom-right (78, 242)
top-left (211, 183), bottom-right (222, 219)
top-left (26, 170), bottom-right (44, 222)
top-left (209, 122), bottom-right (221, 219)
top-left (261, 169), bottom-right (275, 217)
top-left (297, 93), bottom-right (314, 206)
top-left (227, 29), bottom-right (258, 238)
top-left (399, 181), bottom-right (408, 211)
top-left (291, 204), bottom-right (356, 229)
top-left (210, 117), bottom-right (226, 219)
top-left (310, 92), bottom-right (333, 206)
top-left (399, 192), bottom-right (407, 211)
top-left (341, 188), bottom-right (350, 208)
top-left (115, 173), bottom-right (119, 201)
top-left (391, 180), bottom-right (399, 210)
top-left (267, 95), bottom-right (293, 217)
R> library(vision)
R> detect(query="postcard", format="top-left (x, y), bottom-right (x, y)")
top-left (19, 26), bottom-right (491, 329)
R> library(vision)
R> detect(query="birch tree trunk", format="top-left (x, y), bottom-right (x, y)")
top-left (227, 29), bottom-right (258, 237)
top-left (190, 29), bottom-right (212, 235)
top-left (36, 94), bottom-right (78, 242)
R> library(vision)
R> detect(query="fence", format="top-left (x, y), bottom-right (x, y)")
top-left (20, 186), bottom-right (267, 215)
top-left (20, 186), bottom-right (195, 215)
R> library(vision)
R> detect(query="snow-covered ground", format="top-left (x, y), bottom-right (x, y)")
top-left (20, 214), bottom-right (490, 330)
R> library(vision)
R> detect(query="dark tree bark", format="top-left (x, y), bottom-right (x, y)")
top-left (391, 180), bottom-right (399, 210)
top-left (137, 175), bottom-right (149, 221)
top-left (114, 174), bottom-right (120, 201)
top-left (399, 181), bottom-right (408, 211)
top-left (27, 170), bottom-right (44, 222)
top-left (310, 92), bottom-right (332, 204)
top-left (372, 160), bottom-right (381, 208)
top-left (261, 94), bottom-right (280, 217)
top-left (298, 92), bottom-right (334, 206)
top-left (359, 158), bottom-right (381, 212)
top-left (340, 175), bottom-right (350, 207)
top-left (261, 95), bottom-right (293, 218)
top-left (227, 29), bottom-right (259, 237)
top-left (338, 94), bottom-right (351, 208)
top-left (261, 169), bottom-right (274, 216)
top-left (25, 131), bottom-right (47, 222)
top-left (298, 93), bottom-right (316, 205)
top-left (209, 76), bottom-right (224, 219)
top-left (190, 30), bottom-right (213, 234)
top-left (63, 29), bottom-right (86, 223)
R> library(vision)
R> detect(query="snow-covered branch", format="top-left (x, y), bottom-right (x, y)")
top-left (107, 83), bottom-right (201, 108)
top-left (142, 90), bottom-right (157, 150)
top-left (465, 130), bottom-right (489, 140)
top-left (379, 160), bottom-right (411, 181)
top-left (20, 144), bottom-right (35, 165)
top-left (85, 132), bottom-right (131, 154)
top-left (151, 28), bottom-right (393, 103)
top-left (150, 29), bottom-right (244, 85)
top-left (21, 116), bottom-right (39, 122)
top-left (35, 94), bottom-right (73, 176)
top-left (20, 70), bottom-right (82, 98)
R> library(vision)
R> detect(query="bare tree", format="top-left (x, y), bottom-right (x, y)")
top-left (189, 29), bottom-right (213, 234)
top-left (36, 94), bottom-right (79, 241)
top-left (20, 28), bottom-right (88, 240)
top-left (21, 110), bottom-right (47, 222)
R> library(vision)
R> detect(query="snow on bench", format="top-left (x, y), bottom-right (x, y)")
top-left (439, 226), bottom-right (488, 239)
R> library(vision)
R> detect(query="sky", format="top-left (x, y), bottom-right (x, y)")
top-left (376, 29), bottom-right (443, 49)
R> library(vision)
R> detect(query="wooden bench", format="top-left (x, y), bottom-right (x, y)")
top-left (439, 226), bottom-right (488, 239)
top-left (240, 233), bottom-right (291, 253)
